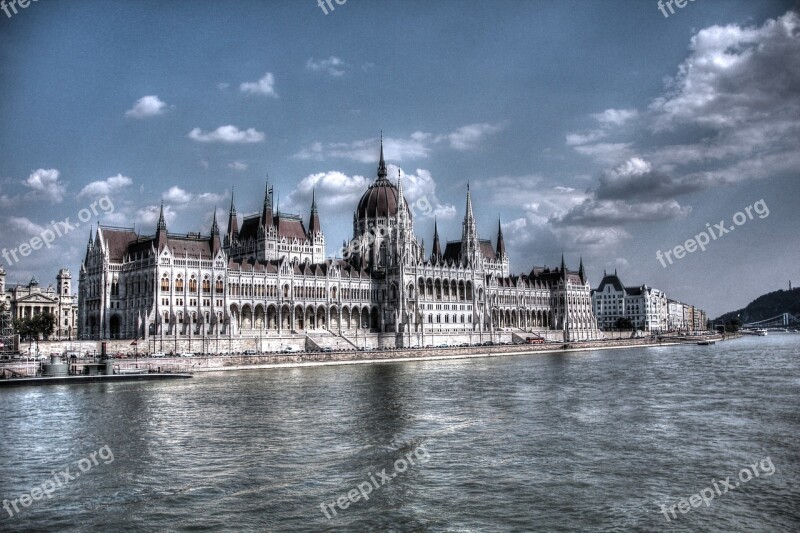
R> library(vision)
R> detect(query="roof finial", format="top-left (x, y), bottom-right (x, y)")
top-left (377, 131), bottom-right (387, 179)
top-left (157, 201), bottom-right (167, 231)
top-left (211, 207), bottom-right (220, 235)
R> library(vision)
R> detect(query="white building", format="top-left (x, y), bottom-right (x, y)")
top-left (79, 141), bottom-right (601, 347)
top-left (592, 272), bottom-right (667, 332)
top-left (1, 268), bottom-right (79, 339)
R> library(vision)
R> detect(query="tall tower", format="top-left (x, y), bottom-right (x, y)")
top-left (225, 189), bottom-right (239, 247)
top-left (0, 266), bottom-right (5, 296)
top-left (431, 218), bottom-right (442, 263)
top-left (460, 184), bottom-right (479, 266)
top-left (56, 268), bottom-right (71, 296)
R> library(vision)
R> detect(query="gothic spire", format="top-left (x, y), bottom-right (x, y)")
top-left (377, 131), bottom-right (388, 180)
top-left (156, 202), bottom-right (167, 231)
top-left (460, 182), bottom-right (478, 265)
top-left (261, 176), bottom-right (273, 228)
top-left (211, 208), bottom-right (219, 235)
top-left (496, 218), bottom-right (506, 258)
top-left (227, 187), bottom-right (239, 240)
top-left (465, 181), bottom-right (474, 220)
top-left (431, 217), bottom-right (442, 262)
top-left (578, 256), bottom-right (586, 283)
top-left (308, 187), bottom-right (321, 236)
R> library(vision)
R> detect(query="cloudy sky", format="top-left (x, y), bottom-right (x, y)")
top-left (1, 0), bottom-right (798, 317)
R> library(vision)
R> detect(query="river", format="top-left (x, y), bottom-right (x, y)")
top-left (1, 334), bottom-right (798, 531)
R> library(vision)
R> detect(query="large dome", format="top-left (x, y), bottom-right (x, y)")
top-left (355, 139), bottom-right (411, 221)
top-left (356, 177), bottom-right (405, 219)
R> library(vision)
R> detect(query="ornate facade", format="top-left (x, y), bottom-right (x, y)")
top-left (2, 268), bottom-right (79, 340)
top-left (79, 141), bottom-right (600, 346)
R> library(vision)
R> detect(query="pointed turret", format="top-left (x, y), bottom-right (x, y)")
top-left (431, 217), bottom-right (442, 262)
top-left (561, 253), bottom-right (567, 280)
top-left (578, 256), bottom-right (586, 284)
top-left (261, 177), bottom-right (274, 228)
top-left (227, 187), bottom-right (239, 243)
top-left (211, 208), bottom-right (221, 255)
top-left (460, 182), bottom-right (479, 265)
top-left (308, 187), bottom-right (321, 236)
top-left (496, 218), bottom-right (506, 258)
top-left (156, 202), bottom-right (167, 231)
top-left (377, 131), bottom-right (388, 180)
top-left (156, 202), bottom-right (168, 248)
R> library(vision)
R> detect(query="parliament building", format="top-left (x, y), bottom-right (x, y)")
top-left (79, 141), bottom-right (600, 351)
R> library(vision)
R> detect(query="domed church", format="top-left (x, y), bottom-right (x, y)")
top-left (79, 140), bottom-right (600, 349)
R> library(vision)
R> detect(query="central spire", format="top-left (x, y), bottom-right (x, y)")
top-left (377, 131), bottom-right (388, 180)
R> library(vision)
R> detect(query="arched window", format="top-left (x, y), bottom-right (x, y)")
top-left (215, 278), bottom-right (223, 293)
top-left (175, 276), bottom-right (184, 292)
top-left (161, 275), bottom-right (170, 292)
top-left (189, 277), bottom-right (198, 293)
top-left (202, 278), bottom-right (211, 294)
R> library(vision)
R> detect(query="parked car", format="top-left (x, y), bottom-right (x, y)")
top-left (150, 352), bottom-right (166, 358)
top-left (243, 349), bottom-right (258, 355)
top-left (179, 352), bottom-right (194, 358)
top-left (321, 347), bottom-right (333, 353)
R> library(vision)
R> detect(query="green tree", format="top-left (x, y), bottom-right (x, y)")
top-left (614, 317), bottom-right (633, 330)
top-left (13, 312), bottom-right (56, 343)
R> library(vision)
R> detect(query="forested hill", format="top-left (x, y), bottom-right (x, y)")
top-left (715, 288), bottom-right (800, 323)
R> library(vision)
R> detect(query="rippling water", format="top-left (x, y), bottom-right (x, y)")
top-left (1, 335), bottom-right (799, 532)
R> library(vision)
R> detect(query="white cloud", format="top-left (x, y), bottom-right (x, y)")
top-left (162, 186), bottom-right (194, 204)
top-left (137, 204), bottom-right (176, 227)
top-left (217, 82), bottom-right (229, 90)
top-left (572, 142), bottom-right (634, 166)
top-left (565, 130), bottom-right (607, 146)
top-left (306, 56), bottom-right (346, 76)
top-left (7, 216), bottom-right (47, 236)
top-left (437, 122), bottom-right (505, 151)
top-left (125, 95), bottom-right (169, 118)
top-left (650, 12), bottom-right (800, 131)
top-left (283, 171), bottom-right (371, 213)
top-left (557, 198), bottom-right (691, 226)
top-left (502, 217), bottom-right (527, 233)
top-left (188, 125), bottom-right (265, 143)
top-left (78, 174), bottom-right (132, 198)
top-left (240, 72), bottom-right (278, 97)
top-left (23, 168), bottom-right (66, 204)
top-left (293, 123), bottom-right (505, 163)
top-left (161, 186), bottom-right (224, 205)
top-left (388, 165), bottom-right (456, 220)
top-left (228, 161), bottom-right (248, 171)
top-left (591, 108), bottom-right (638, 127)
top-left (294, 135), bottom-right (431, 163)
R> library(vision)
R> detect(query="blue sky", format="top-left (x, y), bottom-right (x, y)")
top-left (1, 0), bottom-right (798, 317)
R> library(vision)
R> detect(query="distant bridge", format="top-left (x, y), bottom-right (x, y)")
top-left (743, 313), bottom-right (800, 328)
